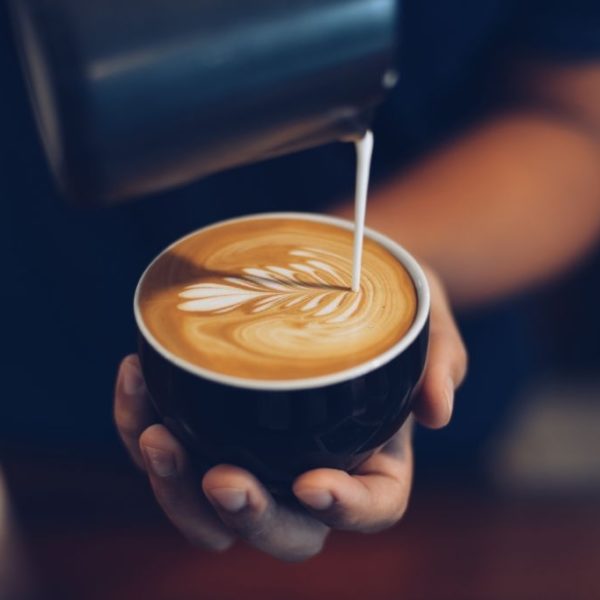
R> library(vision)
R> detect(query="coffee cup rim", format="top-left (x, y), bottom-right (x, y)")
top-left (134, 212), bottom-right (431, 391)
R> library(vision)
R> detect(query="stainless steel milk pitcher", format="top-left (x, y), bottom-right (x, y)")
top-left (9, 0), bottom-right (399, 205)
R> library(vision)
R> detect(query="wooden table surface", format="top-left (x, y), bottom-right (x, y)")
top-left (6, 458), bottom-right (600, 600)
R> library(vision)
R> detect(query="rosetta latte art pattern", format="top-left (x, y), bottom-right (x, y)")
top-left (178, 248), bottom-right (362, 324)
top-left (138, 218), bottom-right (417, 380)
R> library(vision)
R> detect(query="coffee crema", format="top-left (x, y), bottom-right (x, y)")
top-left (137, 217), bottom-right (417, 380)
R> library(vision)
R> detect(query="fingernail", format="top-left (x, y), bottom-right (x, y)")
top-left (445, 377), bottom-right (455, 416)
top-left (208, 488), bottom-right (248, 513)
top-left (122, 362), bottom-right (146, 396)
top-left (295, 489), bottom-right (334, 511)
top-left (144, 447), bottom-right (177, 478)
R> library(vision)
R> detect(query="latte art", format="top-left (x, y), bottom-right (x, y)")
top-left (177, 247), bottom-right (362, 323)
top-left (138, 217), bottom-right (417, 380)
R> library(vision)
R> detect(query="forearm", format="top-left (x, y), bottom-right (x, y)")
top-left (333, 110), bottom-right (600, 307)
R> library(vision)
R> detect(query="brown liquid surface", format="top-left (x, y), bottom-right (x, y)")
top-left (138, 218), bottom-right (417, 380)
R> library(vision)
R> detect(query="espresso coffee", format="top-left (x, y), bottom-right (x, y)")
top-left (137, 216), bottom-right (417, 381)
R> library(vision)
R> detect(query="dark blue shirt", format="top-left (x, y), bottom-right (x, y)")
top-left (1, 0), bottom-right (600, 456)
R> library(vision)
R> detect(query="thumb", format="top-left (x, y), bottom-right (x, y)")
top-left (413, 270), bottom-right (468, 429)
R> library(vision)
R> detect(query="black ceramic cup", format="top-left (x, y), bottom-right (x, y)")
top-left (135, 213), bottom-right (429, 491)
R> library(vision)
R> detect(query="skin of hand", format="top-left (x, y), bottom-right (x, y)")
top-left (334, 61), bottom-right (600, 309)
top-left (114, 269), bottom-right (467, 562)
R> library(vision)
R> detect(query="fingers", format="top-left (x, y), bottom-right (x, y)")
top-left (116, 355), bottom-right (328, 561)
top-left (413, 270), bottom-right (468, 429)
top-left (140, 425), bottom-right (235, 552)
top-left (142, 432), bottom-right (329, 560)
top-left (202, 466), bottom-right (329, 562)
top-left (293, 425), bottom-right (413, 533)
top-left (114, 355), bottom-right (157, 469)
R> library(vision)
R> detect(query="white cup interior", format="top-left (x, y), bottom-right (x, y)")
top-left (134, 212), bottom-right (431, 391)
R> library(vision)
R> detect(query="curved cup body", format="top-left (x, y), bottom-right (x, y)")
top-left (135, 212), bottom-right (429, 490)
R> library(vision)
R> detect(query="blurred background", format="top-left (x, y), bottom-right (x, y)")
top-left (2, 0), bottom-right (600, 598)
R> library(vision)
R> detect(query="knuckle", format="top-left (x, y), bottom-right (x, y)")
top-left (436, 327), bottom-right (460, 350)
top-left (428, 327), bottom-right (468, 386)
top-left (452, 329), bottom-right (467, 357)
top-left (114, 410), bottom-right (140, 439)
top-left (454, 343), bottom-right (469, 383)
top-left (427, 327), bottom-right (447, 346)
top-left (121, 354), bottom-right (140, 371)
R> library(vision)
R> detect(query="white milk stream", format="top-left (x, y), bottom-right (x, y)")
top-left (352, 130), bottom-right (374, 292)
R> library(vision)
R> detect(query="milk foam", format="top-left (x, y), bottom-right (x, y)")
top-left (138, 218), bottom-right (417, 380)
